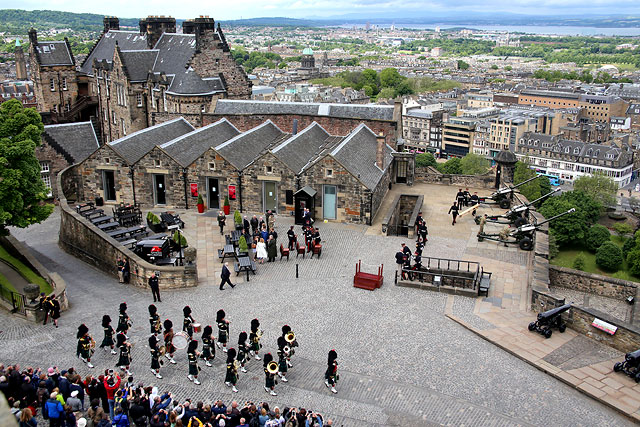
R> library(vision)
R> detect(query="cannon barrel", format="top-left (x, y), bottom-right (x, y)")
top-left (511, 174), bottom-right (541, 189)
top-left (508, 188), bottom-right (561, 214)
top-left (625, 349), bottom-right (640, 364)
top-left (493, 175), bottom-right (541, 197)
top-left (534, 208), bottom-right (576, 227)
top-left (536, 303), bottom-right (571, 321)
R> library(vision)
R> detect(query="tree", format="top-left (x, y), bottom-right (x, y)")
top-left (573, 253), bottom-right (586, 270)
top-left (457, 60), bottom-right (470, 70)
top-left (415, 152), bottom-right (437, 168)
top-left (504, 66), bottom-right (513, 71)
top-left (585, 224), bottom-right (610, 252)
top-left (573, 173), bottom-right (617, 207)
top-left (560, 190), bottom-right (602, 225)
top-left (377, 87), bottom-right (396, 99)
top-left (539, 197), bottom-right (587, 246)
top-left (460, 153), bottom-right (489, 175)
top-left (0, 99), bottom-right (53, 235)
top-left (538, 175), bottom-right (552, 197)
top-left (379, 68), bottom-right (403, 88)
top-left (361, 69), bottom-right (379, 89)
top-left (513, 161), bottom-right (541, 201)
top-left (439, 157), bottom-right (462, 175)
top-left (596, 242), bottom-right (623, 272)
top-left (490, 64), bottom-right (498, 70)
top-left (613, 222), bottom-right (633, 237)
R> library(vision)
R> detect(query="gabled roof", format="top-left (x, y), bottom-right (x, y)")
top-left (272, 122), bottom-right (341, 174)
top-left (43, 121), bottom-right (100, 164)
top-left (108, 118), bottom-right (194, 164)
top-left (119, 50), bottom-right (158, 82)
top-left (160, 118), bottom-right (240, 167)
top-left (34, 41), bottom-right (73, 66)
top-left (215, 121), bottom-right (287, 170)
top-left (627, 104), bottom-right (640, 115)
top-left (81, 30), bottom-right (148, 76)
top-left (152, 33), bottom-right (197, 75)
top-left (166, 69), bottom-right (225, 96)
top-left (329, 124), bottom-right (394, 190)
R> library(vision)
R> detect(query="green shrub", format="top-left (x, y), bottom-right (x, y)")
top-left (224, 195), bottom-right (230, 207)
top-left (438, 157), bottom-right (462, 174)
top-left (585, 224), bottom-right (610, 252)
top-left (197, 194), bottom-right (204, 205)
top-left (415, 152), bottom-right (437, 168)
top-left (172, 231), bottom-right (187, 247)
top-left (613, 222), bottom-right (633, 237)
top-left (238, 235), bottom-right (248, 253)
top-left (572, 253), bottom-right (586, 270)
top-left (234, 210), bottom-right (242, 225)
top-left (595, 242), bottom-right (623, 272)
top-left (146, 212), bottom-right (160, 224)
top-left (623, 236), bottom-right (636, 258)
top-left (549, 233), bottom-right (559, 259)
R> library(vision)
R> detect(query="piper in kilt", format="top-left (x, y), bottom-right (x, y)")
top-left (325, 349), bottom-right (338, 394)
top-left (281, 325), bottom-right (298, 368)
top-left (116, 302), bottom-right (131, 336)
top-left (224, 347), bottom-right (239, 393)
top-left (216, 309), bottom-right (229, 352)
top-left (163, 319), bottom-right (177, 364)
top-left (149, 304), bottom-right (162, 335)
top-left (187, 340), bottom-right (201, 385)
top-left (116, 333), bottom-right (132, 375)
top-left (149, 336), bottom-right (162, 379)
top-left (99, 315), bottom-right (117, 355)
top-left (249, 318), bottom-right (262, 360)
top-left (201, 325), bottom-right (215, 367)
top-left (237, 332), bottom-right (249, 373)
top-left (263, 353), bottom-right (278, 396)
top-left (76, 324), bottom-right (95, 368)
top-left (183, 306), bottom-right (195, 339)
top-left (276, 336), bottom-right (289, 383)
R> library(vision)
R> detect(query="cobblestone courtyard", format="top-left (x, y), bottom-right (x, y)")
top-left (0, 183), bottom-right (632, 426)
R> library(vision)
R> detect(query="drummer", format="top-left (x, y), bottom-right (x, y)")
top-left (183, 306), bottom-right (195, 339)
top-left (163, 319), bottom-right (177, 364)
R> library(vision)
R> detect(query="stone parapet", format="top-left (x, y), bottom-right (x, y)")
top-left (414, 167), bottom-right (495, 189)
top-left (549, 265), bottom-right (637, 300)
top-left (566, 305), bottom-right (640, 354)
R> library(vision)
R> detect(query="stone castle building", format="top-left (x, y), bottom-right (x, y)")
top-left (29, 15), bottom-right (252, 142)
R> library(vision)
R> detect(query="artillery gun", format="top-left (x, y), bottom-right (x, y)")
top-left (477, 208), bottom-right (576, 251)
top-left (477, 175), bottom-right (541, 209)
top-left (528, 304), bottom-right (571, 338)
top-left (474, 188), bottom-right (561, 227)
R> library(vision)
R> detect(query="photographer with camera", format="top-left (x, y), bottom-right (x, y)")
top-left (102, 370), bottom-right (121, 420)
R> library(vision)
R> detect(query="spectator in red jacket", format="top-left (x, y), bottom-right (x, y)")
top-left (103, 373), bottom-right (121, 421)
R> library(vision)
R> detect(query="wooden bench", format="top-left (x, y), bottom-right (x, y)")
top-left (235, 256), bottom-right (257, 281)
top-left (296, 242), bottom-right (306, 258)
top-left (478, 268), bottom-right (492, 297)
top-left (280, 244), bottom-right (290, 261)
top-left (310, 241), bottom-right (322, 259)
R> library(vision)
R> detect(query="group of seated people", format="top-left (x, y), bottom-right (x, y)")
top-left (1, 364), bottom-right (331, 427)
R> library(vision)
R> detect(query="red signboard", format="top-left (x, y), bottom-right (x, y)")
top-left (190, 183), bottom-right (198, 197)
top-left (229, 185), bottom-right (236, 200)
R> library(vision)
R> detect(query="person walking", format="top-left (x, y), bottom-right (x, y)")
top-left (217, 211), bottom-right (226, 236)
top-left (148, 273), bottom-right (161, 302)
top-left (448, 202), bottom-right (459, 226)
top-left (220, 262), bottom-right (234, 290)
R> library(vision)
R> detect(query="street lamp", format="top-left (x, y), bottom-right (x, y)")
top-left (167, 224), bottom-right (183, 266)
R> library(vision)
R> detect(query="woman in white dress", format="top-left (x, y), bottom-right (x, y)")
top-left (256, 237), bottom-right (268, 264)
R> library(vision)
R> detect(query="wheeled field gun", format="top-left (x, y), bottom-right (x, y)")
top-left (478, 175), bottom-right (541, 209)
top-left (528, 303), bottom-right (571, 338)
top-left (614, 349), bottom-right (640, 382)
top-left (477, 208), bottom-right (575, 250)
top-left (474, 188), bottom-right (561, 227)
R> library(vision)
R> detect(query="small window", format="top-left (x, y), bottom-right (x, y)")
top-left (137, 93), bottom-right (143, 107)
top-left (40, 161), bottom-right (50, 173)
top-left (208, 162), bottom-right (216, 171)
top-left (112, 111), bottom-right (116, 124)
top-left (62, 77), bottom-right (68, 91)
top-left (154, 159), bottom-right (161, 167)
top-left (50, 79), bottom-right (55, 91)
top-left (325, 169), bottom-right (333, 178)
top-left (104, 157), bottom-right (110, 164)
top-left (265, 165), bottom-right (273, 174)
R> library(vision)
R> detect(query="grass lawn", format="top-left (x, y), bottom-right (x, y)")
top-left (0, 244), bottom-right (52, 294)
top-left (551, 236), bottom-right (640, 283)
top-left (0, 271), bottom-right (19, 293)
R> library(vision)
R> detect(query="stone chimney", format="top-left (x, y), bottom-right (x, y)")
top-left (28, 28), bottom-right (37, 46)
top-left (104, 16), bottom-right (120, 33)
top-left (182, 16), bottom-right (216, 52)
top-left (139, 16), bottom-right (176, 49)
top-left (376, 132), bottom-right (386, 170)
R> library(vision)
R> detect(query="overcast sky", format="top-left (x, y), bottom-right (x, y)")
top-left (5, 0), bottom-right (640, 20)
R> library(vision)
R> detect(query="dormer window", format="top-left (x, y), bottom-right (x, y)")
top-left (208, 162), bottom-right (216, 171)
top-left (565, 147), bottom-right (569, 153)
top-left (104, 158), bottom-right (110, 164)
top-left (265, 166), bottom-right (273, 174)
top-left (326, 169), bottom-right (333, 178)
top-left (574, 148), bottom-right (580, 154)
top-left (154, 159), bottom-right (161, 167)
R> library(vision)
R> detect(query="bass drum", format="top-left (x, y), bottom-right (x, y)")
top-left (172, 332), bottom-right (189, 350)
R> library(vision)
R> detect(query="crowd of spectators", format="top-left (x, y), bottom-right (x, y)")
top-left (1, 364), bottom-right (332, 427)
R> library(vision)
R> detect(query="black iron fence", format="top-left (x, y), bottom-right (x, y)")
top-left (0, 283), bottom-right (27, 315)
top-left (400, 256), bottom-right (481, 291)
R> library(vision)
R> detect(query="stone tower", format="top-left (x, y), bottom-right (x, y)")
top-left (139, 16), bottom-right (176, 49)
top-left (14, 39), bottom-right (27, 80)
top-left (301, 47), bottom-right (315, 69)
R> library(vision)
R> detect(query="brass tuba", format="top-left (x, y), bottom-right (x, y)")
top-left (267, 361), bottom-right (279, 374)
top-left (285, 331), bottom-right (295, 343)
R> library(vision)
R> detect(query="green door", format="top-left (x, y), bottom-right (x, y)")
top-left (263, 181), bottom-right (277, 213)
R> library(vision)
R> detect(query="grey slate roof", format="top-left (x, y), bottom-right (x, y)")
top-left (215, 121), bottom-right (286, 170)
top-left (152, 34), bottom-right (196, 75)
top-left (214, 100), bottom-right (395, 121)
top-left (627, 104), bottom-right (640, 115)
top-left (330, 124), bottom-right (394, 190)
top-left (272, 122), bottom-right (338, 174)
top-left (519, 131), bottom-right (632, 163)
top-left (167, 69), bottom-right (225, 96)
top-left (160, 119), bottom-right (240, 167)
top-left (34, 41), bottom-right (73, 66)
top-left (109, 118), bottom-right (195, 164)
top-left (43, 122), bottom-right (99, 163)
top-left (119, 50), bottom-right (158, 82)
top-left (81, 31), bottom-right (148, 75)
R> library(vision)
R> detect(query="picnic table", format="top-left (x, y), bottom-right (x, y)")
top-left (97, 221), bottom-right (119, 231)
top-left (90, 215), bottom-right (113, 226)
top-left (218, 244), bottom-right (238, 263)
top-left (155, 257), bottom-right (177, 266)
top-left (76, 202), bottom-right (94, 214)
top-left (117, 212), bottom-right (142, 227)
top-left (106, 225), bottom-right (148, 240)
top-left (83, 209), bottom-right (105, 219)
top-left (229, 230), bottom-right (242, 246)
top-left (234, 255), bottom-right (257, 281)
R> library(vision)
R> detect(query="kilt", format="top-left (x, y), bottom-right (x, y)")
top-left (117, 353), bottom-right (131, 367)
top-left (218, 330), bottom-right (228, 344)
top-left (225, 369), bottom-right (237, 384)
top-left (265, 374), bottom-right (275, 388)
top-left (278, 358), bottom-right (288, 373)
top-left (202, 345), bottom-right (214, 360)
top-left (151, 357), bottom-right (160, 370)
top-left (189, 362), bottom-right (199, 376)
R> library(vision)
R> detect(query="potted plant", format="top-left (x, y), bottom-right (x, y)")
top-left (238, 235), bottom-right (249, 256)
top-left (234, 210), bottom-right (243, 231)
top-left (223, 195), bottom-right (230, 215)
top-left (146, 212), bottom-right (164, 233)
top-left (196, 195), bottom-right (205, 213)
top-left (171, 230), bottom-right (188, 251)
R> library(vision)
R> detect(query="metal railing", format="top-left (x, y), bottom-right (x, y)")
top-left (0, 283), bottom-right (27, 315)
top-left (400, 256), bottom-right (481, 291)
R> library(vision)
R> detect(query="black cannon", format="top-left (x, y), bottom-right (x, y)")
top-left (614, 349), bottom-right (640, 382)
top-left (528, 303), bottom-right (571, 338)
top-left (477, 175), bottom-right (541, 209)
top-left (475, 188), bottom-right (561, 227)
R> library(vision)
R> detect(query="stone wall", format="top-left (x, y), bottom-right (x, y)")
top-left (242, 152), bottom-right (297, 215)
top-left (133, 146), bottom-right (186, 208)
top-left (414, 166), bottom-right (496, 189)
top-left (565, 305), bottom-right (640, 354)
top-left (36, 134), bottom-right (72, 200)
top-left (57, 166), bottom-right (197, 289)
top-left (75, 144), bottom-right (133, 205)
top-left (29, 42), bottom-right (78, 114)
top-left (549, 265), bottom-right (637, 300)
top-left (382, 194), bottom-right (423, 237)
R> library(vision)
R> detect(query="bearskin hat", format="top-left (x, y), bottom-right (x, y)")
top-left (263, 353), bottom-right (274, 367)
top-left (281, 325), bottom-right (291, 336)
top-left (238, 331), bottom-right (247, 344)
top-left (102, 315), bottom-right (111, 327)
top-left (148, 336), bottom-right (158, 349)
top-left (328, 349), bottom-right (337, 365)
top-left (77, 324), bottom-right (88, 339)
top-left (226, 347), bottom-right (237, 362)
top-left (277, 336), bottom-right (286, 350)
top-left (148, 304), bottom-right (157, 315)
top-left (216, 309), bottom-right (225, 323)
top-left (203, 325), bottom-right (213, 338)
top-left (116, 333), bottom-right (127, 347)
top-left (251, 318), bottom-right (260, 332)
top-left (183, 306), bottom-right (192, 317)
top-left (163, 319), bottom-right (173, 331)
top-left (119, 302), bottom-right (127, 313)
top-left (187, 340), bottom-right (198, 353)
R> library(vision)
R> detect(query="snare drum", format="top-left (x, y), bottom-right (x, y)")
top-left (172, 332), bottom-right (189, 350)
top-left (193, 323), bottom-right (202, 334)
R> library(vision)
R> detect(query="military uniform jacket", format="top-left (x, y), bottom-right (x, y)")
top-left (117, 313), bottom-right (129, 332)
top-left (117, 345), bottom-right (131, 366)
top-left (183, 316), bottom-right (194, 336)
top-left (77, 336), bottom-right (92, 358)
top-left (100, 326), bottom-right (115, 348)
top-left (249, 331), bottom-right (261, 351)
top-left (164, 330), bottom-right (176, 354)
top-left (237, 342), bottom-right (249, 363)
top-left (150, 348), bottom-right (160, 370)
top-left (217, 321), bottom-right (229, 343)
top-left (150, 314), bottom-right (161, 334)
top-left (277, 349), bottom-right (288, 373)
top-left (225, 362), bottom-right (238, 384)
top-left (202, 336), bottom-right (214, 359)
